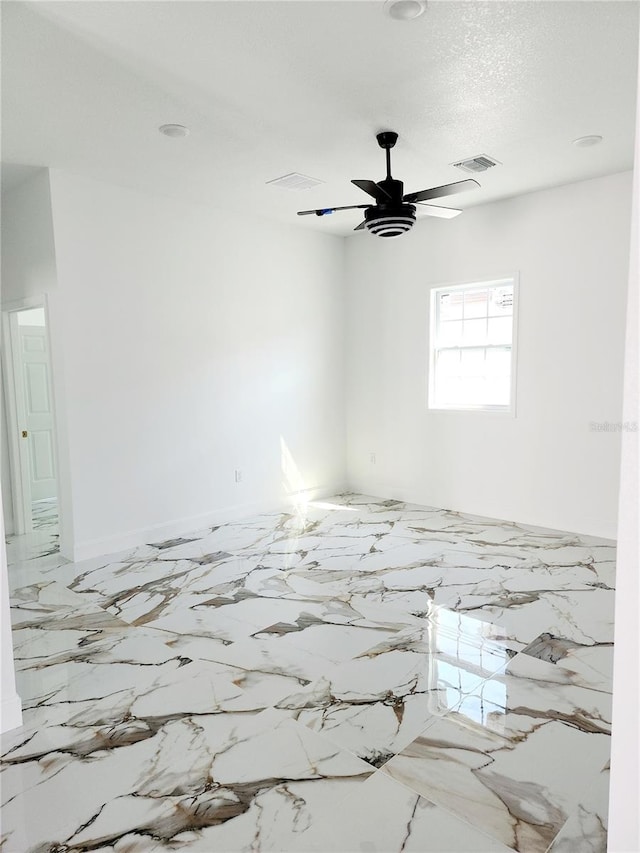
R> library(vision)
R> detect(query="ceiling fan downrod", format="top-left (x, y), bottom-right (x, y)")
top-left (376, 130), bottom-right (398, 180)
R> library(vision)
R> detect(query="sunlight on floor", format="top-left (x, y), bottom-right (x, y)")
top-left (309, 500), bottom-right (357, 512)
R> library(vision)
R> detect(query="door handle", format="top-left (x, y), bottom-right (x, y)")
top-left (21, 430), bottom-right (28, 438)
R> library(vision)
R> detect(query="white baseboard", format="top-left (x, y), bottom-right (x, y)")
top-left (345, 478), bottom-right (400, 502)
top-left (70, 483), bottom-right (348, 563)
top-left (346, 478), bottom-right (617, 541)
top-left (1, 692), bottom-right (22, 734)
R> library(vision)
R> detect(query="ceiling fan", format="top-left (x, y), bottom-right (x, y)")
top-left (297, 131), bottom-right (480, 238)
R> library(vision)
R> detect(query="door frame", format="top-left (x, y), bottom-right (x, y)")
top-left (1, 295), bottom-right (58, 536)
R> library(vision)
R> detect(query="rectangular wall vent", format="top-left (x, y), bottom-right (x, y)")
top-left (452, 155), bottom-right (500, 174)
top-left (266, 172), bottom-right (325, 190)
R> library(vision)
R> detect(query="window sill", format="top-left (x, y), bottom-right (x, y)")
top-left (428, 404), bottom-right (515, 415)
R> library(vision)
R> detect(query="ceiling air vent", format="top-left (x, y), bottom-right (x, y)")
top-left (452, 155), bottom-right (500, 174)
top-left (266, 172), bottom-right (325, 190)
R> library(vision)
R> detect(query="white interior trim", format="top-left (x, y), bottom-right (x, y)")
top-left (1, 295), bottom-right (61, 541)
top-left (1, 298), bottom-right (43, 535)
top-left (0, 694), bottom-right (23, 735)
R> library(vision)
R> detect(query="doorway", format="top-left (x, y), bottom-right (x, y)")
top-left (1, 299), bottom-right (60, 560)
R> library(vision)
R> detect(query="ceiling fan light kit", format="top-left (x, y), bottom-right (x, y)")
top-left (364, 205), bottom-right (416, 237)
top-left (297, 130), bottom-right (480, 238)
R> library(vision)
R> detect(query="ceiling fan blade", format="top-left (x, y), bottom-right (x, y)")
top-left (404, 178), bottom-right (480, 204)
top-left (416, 203), bottom-right (462, 219)
top-left (352, 179), bottom-right (391, 202)
top-left (354, 220), bottom-right (367, 231)
top-left (297, 203), bottom-right (369, 217)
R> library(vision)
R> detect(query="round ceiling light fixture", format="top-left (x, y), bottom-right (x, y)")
top-left (572, 134), bottom-right (603, 148)
top-left (384, 0), bottom-right (427, 21)
top-left (158, 124), bottom-right (190, 138)
top-left (365, 204), bottom-right (417, 238)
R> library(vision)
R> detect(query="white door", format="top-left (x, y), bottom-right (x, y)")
top-left (16, 325), bottom-right (57, 502)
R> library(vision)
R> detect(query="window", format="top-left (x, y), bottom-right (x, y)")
top-left (429, 277), bottom-right (517, 412)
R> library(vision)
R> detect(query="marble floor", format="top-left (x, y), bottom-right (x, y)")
top-left (1, 494), bottom-right (615, 852)
top-left (31, 498), bottom-right (59, 532)
top-left (4, 498), bottom-right (60, 567)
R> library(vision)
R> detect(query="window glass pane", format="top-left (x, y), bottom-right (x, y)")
top-left (436, 376), bottom-right (463, 406)
top-left (436, 349), bottom-right (461, 377)
top-left (458, 376), bottom-right (487, 405)
top-left (438, 291), bottom-right (463, 321)
top-left (462, 318), bottom-right (487, 345)
top-left (487, 316), bottom-right (512, 345)
top-left (433, 355), bottom-right (511, 408)
top-left (463, 289), bottom-right (488, 319)
top-left (484, 375), bottom-right (511, 406)
top-left (486, 347), bottom-right (511, 377)
top-left (437, 320), bottom-right (462, 347)
top-left (489, 285), bottom-right (514, 316)
top-left (460, 347), bottom-right (485, 376)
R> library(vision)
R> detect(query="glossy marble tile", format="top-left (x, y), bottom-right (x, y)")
top-left (547, 762), bottom-right (610, 852)
top-left (453, 586), bottom-right (615, 649)
top-left (2, 710), bottom-right (373, 853)
top-left (318, 770), bottom-right (515, 852)
top-left (4, 525), bottom-right (60, 565)
top-left (276, 608), bottom-right (515, 767)
top-left (31, 497), bottom-right (59, 531)
top-left (1, 493), bottom-right (615, 852)
top-left (382, 653), bottom-right (612, 852)
top-left (520, 631), bottom-right (614, 693)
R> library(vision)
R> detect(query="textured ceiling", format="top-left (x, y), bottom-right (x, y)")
top-left (1, 1), bottom-right (638, 235)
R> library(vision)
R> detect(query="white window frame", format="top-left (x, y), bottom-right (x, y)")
top-left (427, 274), bottom-right (519, 415)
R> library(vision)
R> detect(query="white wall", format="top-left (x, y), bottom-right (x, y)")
top-left (345, 171), bottom-right (632, 539)
top-left (47, 170), bottom-right (346, 559)
top-left (1, 169), bottom-right (58, 303)
top-left (608, 34), bottom-right (640, 851)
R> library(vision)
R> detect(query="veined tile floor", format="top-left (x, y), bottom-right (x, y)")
top-left (31, 498), bottom-right (59, 532)
top-left (4, 498), bottom-right (60, 567)
top-left (1, 494), bottom-right (615, 852)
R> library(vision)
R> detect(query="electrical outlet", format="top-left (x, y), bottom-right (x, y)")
top-left (370, 453), bottom-right (376, 465)
top-left (234, 469), bottom-right (243, 484)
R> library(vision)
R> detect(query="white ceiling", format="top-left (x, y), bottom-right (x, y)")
top-left (2, 1), bottom-right (638, 236)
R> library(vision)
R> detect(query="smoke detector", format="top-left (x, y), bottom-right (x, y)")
top-left (158, 124), bottom-right (189, 138)
top-left (572, 135), bottom-right (603, 148)
top-left (453, 155), bottom-right (500, 174)
top-left (384, 0), bottom-right (427, 20)
top-left (267, 172), bottom-right (325, 190)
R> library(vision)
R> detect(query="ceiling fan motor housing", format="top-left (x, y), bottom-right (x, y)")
top-left (365, 203), bottom-right (416, 237)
